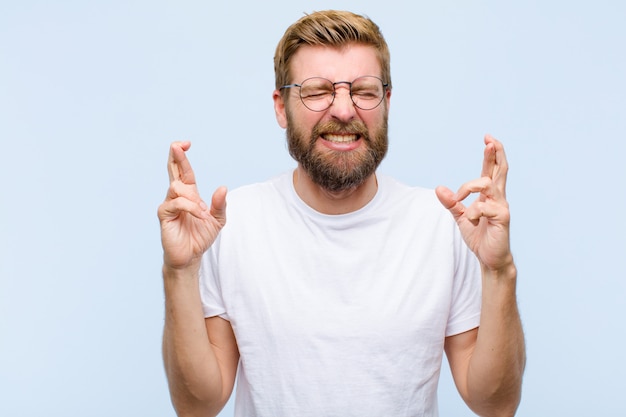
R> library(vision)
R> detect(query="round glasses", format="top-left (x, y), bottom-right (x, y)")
top-left (280, 76), bottom-right (389, 112)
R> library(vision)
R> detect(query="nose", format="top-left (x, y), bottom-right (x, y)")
top-left (328, 83), bottom-right (357, 122)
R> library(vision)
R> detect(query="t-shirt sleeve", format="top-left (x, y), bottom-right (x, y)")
top-left (445, 226), bottom-right (482, 337)
top-left (199, 242), bottom-right (230, 321)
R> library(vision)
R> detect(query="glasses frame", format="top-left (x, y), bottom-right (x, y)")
top-left (280, 75), bottom-right (389, 112)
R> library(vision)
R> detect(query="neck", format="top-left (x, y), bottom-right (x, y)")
top-left (292, 165), bottom-right (378, 215)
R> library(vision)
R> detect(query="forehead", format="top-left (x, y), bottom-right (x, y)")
top-left (289, 44), bottom-right (382, 82)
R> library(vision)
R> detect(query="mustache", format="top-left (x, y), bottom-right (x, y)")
top-left (311, 120), bottom-right (369, 142)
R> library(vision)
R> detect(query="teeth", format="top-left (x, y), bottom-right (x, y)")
top-left (324, 134), bottom-right (357, 143)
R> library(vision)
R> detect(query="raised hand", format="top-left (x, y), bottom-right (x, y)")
top-left (435, 135), bottom-right (513, 272)
top-left (157, 141), bottom-right (227, 270)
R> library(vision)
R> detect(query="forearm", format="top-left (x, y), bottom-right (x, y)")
top-left (467, 263), bottom-right (526, 417)
top-left (162, 265), bottom-right (226, 417)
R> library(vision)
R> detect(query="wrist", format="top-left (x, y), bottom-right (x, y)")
top-left (162, 262), bottom-right (203, 308)
top-left (162, 261), bottom-right (201, 282)
top-left (480, 259), bottom-right (519, 314)
top-left (481, 258), bottom-right (517, 282)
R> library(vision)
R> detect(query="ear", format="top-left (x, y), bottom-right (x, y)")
top-left (273, 90), bottom-right (288, 129)
top-left (384, 86), bottom-right (392, 110)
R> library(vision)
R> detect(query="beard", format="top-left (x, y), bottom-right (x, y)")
top-left (286, 112), bottom-right (389, 192)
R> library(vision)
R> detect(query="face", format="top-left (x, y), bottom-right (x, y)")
top-left (274, 44), bottom-right (391, 192)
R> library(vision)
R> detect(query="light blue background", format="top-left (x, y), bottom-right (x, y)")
top-left (1, 1), bottom-right (624, 416)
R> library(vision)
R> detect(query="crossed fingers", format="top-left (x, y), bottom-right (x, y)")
top-left (161, 141), bottom-right (210, 220)
top-left (435, 135), bottom-right (513, 271)
top-left (167, 141), bottom-right (196, 184)
top-left (480, 135), bottom-right (508, 200)
top-left (441, 135), bottom-right (510, 225)
top-left (456, 177), bottom-right (509, 225)
top-left (164, 180), bottom-right (210, 219)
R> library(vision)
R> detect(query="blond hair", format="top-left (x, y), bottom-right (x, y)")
top-left (274, 10), bottom-right (392, 92)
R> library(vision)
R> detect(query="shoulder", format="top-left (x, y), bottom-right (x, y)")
top-left (373, 174), bottom-right (460, 237)
top-left (377, 174), bottom-right (445, 212)
top-left (222, 171), bottom-right (294, 223)
top-left (227, 171), bottom-right (291, 204)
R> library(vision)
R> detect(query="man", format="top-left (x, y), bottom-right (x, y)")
top-left (158, 10), bottom-right (525, 417)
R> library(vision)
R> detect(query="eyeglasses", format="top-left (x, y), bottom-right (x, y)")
top-left (280, 76), bottom-right (389, 112)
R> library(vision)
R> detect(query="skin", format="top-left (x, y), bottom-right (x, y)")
top-left (274, 44), bottom-right (391, 214)
top-left (158, 43), bottom-right (525, 417)
top-left (159, 142), bottom-right (238, 417)
top-left (281, 46), bottom-right (390, 200)
top-left (437, 136), bottom-right (526, 417)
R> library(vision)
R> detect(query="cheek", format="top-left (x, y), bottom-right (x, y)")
top-left (361, 110), bottom-right (387, 131)
top-left (288, 108), bottom-right (324, 133)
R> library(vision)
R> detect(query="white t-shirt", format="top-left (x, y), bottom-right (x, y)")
top-left (200, 171), bottom-right (481, 417)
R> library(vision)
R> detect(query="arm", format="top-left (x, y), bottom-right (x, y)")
top-left (158, 141), bottom-right (239, 416)
top-left (444, 266), bottom-right (524, 417)
top-left (436, 135), bottom-right (525, 417)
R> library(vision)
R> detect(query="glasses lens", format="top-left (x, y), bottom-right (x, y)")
top-left (351, 76), bottom-right (385, 110)
top-left (300, 78), bottom-right (334, 111)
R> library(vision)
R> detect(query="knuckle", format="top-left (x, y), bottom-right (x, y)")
top-left (157, 203), bottom-right (167, 219)
top-left (168, 180), bottom-right (193, 198)
top-left (169, 180), bottom-right (182, 195)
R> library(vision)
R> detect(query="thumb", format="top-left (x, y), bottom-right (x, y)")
top-left (435, 185), bottom-right (466, 221)
top-left (435, 185), bottom-right (456, 210)
top-left (210, 186), bottom-right (228, 225)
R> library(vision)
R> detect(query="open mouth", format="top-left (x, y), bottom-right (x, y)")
top-left (321, 133), bottom-right (359, 144)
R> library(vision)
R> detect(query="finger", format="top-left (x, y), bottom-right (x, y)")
top-left (165, 180), bottom-right (203, 204)
top-left (483, 135), bottom-right (509, 198)
top-left (435, 185), bottom-right (466, 221)
top-left (480, 135), bottom-right (497, 179)
top-left (162, 180), bottom-right (210, 221)
top-left (210, 186), bottom-right (228, 225)
top-left (167, 141), bottom-right (196, 184)
top-left (435, 185), bottom-right (455, 209)
top-left (158, 196), bottom-right (210, 222)
top-left (453, 177), bottom-right (493, 202)
top-left (167, 141), bottom-right (185, 182)
top-left (464, 200), bottom-right (510, 225)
